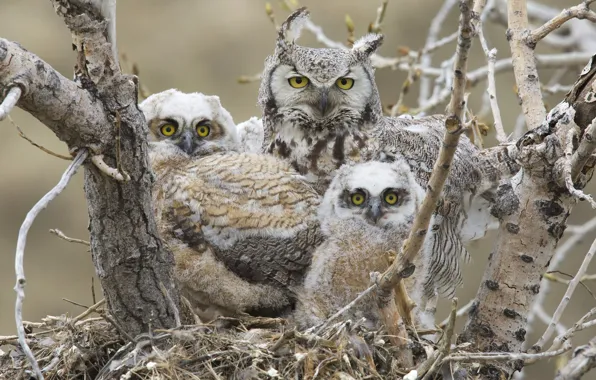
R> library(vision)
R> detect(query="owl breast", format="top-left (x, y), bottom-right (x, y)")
top-left (267, 119), bottom-right (373, 194)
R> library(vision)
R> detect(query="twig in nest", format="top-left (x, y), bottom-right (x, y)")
top-left (72, 299), bottom-right (106, 324)
top-left (439, 299), bottom-right (475, 328)
top-left (377, 0), bottom-right (476, 333)
top-left (0, 86), bottom-right (22, 121)
top-left (14, 148), bottom-right (88, 380)
top-left (49, 229), bottom-right (90, 246)
top-left (9, 117), bottom-right (72, 160)
top-left (62, 298), bottom-right (89, 309)
top-left (529, 1), bottom-right (596, 45)
top-left (101, 311), bottom-right (134, 343)
top-left (91, 154), bottom-right (131, 182)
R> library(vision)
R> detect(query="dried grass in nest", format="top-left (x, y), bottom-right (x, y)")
top-left (0, 305), bottom-right (434, 380)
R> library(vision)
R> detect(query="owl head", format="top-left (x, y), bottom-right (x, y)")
top-left (140, 89), bottom-right (239, 158)
top-left (258, 7), bottom-right (384, 127)
top-left (319, 160), bottom-right (424, 233)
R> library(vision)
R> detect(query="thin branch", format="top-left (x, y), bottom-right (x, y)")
top-left (443, 342), bottom-right (572, 363)
top-left (0, 86), bottom-right (22, 121)
top-left (477, 13), bottom-right (507, 142)
top-left (11, 119), bottom-right (72, 160)
top-left (14, 149), bottom-right (88, 380)
top-left (507, 0), bottom-right (547, 129)
top-left (571, 116), bottom-right (596, 181)
top-left (439, 299), bottom-right (475, 328)
top-left (369, 0), bottom-right (389, 33)
top-left (159, 282), bottom-right (181, 328)
top-left (418, 0), bottom-right (458, 106)
top-left (529, 1), bottom-right (596, 44)
top-left (49, 228), bottom-right (90, 246)
top-left (421, 298), bottom-right (458, 380)
top-left (71, 299), bottom-right (106, 324)
top-left (550, 307), bottom-right (596, 352)
top-left (377, 0), bottom-right (476, 320)
top-left (533, 235), bottom-right (596, 352)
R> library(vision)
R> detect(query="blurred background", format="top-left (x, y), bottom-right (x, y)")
top-left (0, 0), bottom-right (595, 378)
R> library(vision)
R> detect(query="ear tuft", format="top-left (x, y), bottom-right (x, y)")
top-left (277, 7), bottom-right (310, 49)
top-left (351, 33), bottom-right (384, 57)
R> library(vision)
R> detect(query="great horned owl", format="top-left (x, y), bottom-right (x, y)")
top-left (236, 116), bottom-right (265, 153)
top-left (142, 90), bottom-right (324, 320)
top-left (293, 160), bottom-right (434, 330)
top-left (258, 8), bottom-right (507, 299)
top-left (140, 89), bottom-right (240, 157)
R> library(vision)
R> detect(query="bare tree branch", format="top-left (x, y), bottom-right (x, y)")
top-left (14, 149), bottom-right (88, 380)
top-left (555, 337), bottom-right (596, 380)
top-left (0, 86), bottom-right (21, 121)
top-left (529, 1), bottom-right (596, 44)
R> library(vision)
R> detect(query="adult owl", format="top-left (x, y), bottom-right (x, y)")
top-left (140, 91), bottom-right (324, 320)
top-left (293, 160), bottom-right (435, 330)
top-left (258, 8), bottom-right (510, 299)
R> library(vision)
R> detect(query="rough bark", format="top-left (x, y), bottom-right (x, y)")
top-left (458, 54), bottom-right (596, 379)
top-left (555, 337), bottom-right (596, 380)
top-left (0, 1), bottom-right (180, 336)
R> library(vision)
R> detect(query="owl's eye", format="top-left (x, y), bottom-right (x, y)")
top-left (336, 77), bottom-right (354, 90)
top-left (196, 124), bottom-right (210, 137)
top-left (350, 192), bottom-right (366, 206)
top-left (384, 191), bottom-right (399, 205)
top-left (288, 76), bottom-right (309, 89)
top-left (160, 124), bottom-right (177, 136)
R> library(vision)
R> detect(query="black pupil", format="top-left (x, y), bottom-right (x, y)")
top-left (341, 79), bottom-right (348, 85)
top-left (295, 78), bottom-right (302, 84)
top-left (165, 127), bottom-right (171, 132)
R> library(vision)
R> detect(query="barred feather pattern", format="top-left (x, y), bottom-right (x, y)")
top-left (150, 148), bottom-right (324, 318)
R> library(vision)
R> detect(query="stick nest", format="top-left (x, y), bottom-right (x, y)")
top-left (0, 309), bottom-right (432, 379)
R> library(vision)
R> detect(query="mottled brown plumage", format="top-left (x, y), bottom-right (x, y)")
top-left (150, 150), bottom-right (323, 319)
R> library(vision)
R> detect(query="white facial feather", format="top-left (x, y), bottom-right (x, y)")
top-left (319, 160), bottom-right (424, 232)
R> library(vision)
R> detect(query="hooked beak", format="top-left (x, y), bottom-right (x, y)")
top-left (176, 131), bottom-right (195, 155)
top-left (319, 88), bottom-right (329, 114)
top-left (365, 199), bottom-right (383, 224)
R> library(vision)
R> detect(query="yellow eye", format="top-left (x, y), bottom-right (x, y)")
top-left (288, 76), bottom-right (309, 89)
top-left (336, 77), bottom-right (354, 90)
top-left (196, 125), bottom-right (210, 137)
top-left (160, 124), bottom-right (177, 136)
top-left (384, 191), bottom-right (399, 205)
top-left (351, 193), bottom-right (366, 206)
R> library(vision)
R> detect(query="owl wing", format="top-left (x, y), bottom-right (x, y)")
top-left (236, 117), bottom-right (265, 154)
top-left (161, 153), bottom-right (324, 291)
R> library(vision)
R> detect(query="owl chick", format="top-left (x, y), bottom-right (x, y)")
top-left (140, 89), bottom-right (240, 157)
top-left (293, 160), bottom-right (434, 330)
top-left (258, 8), bottom-right (509, 299)
top-left (142, 90), bottom-right (324, 320)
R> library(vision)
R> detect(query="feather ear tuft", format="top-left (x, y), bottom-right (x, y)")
top-left (351, 33), bottom-right (384, 57)
top-left (277, 7), bottom-right (310, 49)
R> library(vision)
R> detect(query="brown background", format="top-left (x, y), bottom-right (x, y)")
top-left (0, 0), bottom-right (595, 378)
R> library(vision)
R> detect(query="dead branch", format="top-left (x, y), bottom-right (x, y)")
top-left (376, 0), bottom-right (477, 326)
top-left (49, 228), bottom-right (90, 246)
top-left (550, 307), bottom-right (596, 353)
top-left (10, 119), bottom-right (73, 160)
top-left (14, 149), bottom-right (88, 380)
top-left (420, 298), bottom-right (458, 380)
top-left (529, 1), bottom-right (596, 44)
top-left (533, 235), bottom-right (596, 352)
top-left (444, 342), bottom-right (572, 363)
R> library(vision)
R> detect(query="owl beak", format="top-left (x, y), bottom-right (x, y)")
top-left (365, 200), bottom-right (383, 224)
top-left (176, 131), bottom-right (195, 155)
top-left (319, 89), bottom-right (329, 114)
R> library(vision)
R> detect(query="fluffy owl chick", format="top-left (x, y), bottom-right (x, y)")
top-left (140, 89), bottom-right (240, 157)
top-left (150, 148), bottom-right (324, 320)
top-left (258, 8), bottom-right (514, 300)
top-left (293, 160), bottom-right (434, 331)
top-left (236, 116), bottom-right (265, 153)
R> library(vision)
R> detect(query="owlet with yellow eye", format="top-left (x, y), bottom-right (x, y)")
top-left (140, 89), bottom-right (240, 158)
top-left (292, 160), bottom-right (436, 331)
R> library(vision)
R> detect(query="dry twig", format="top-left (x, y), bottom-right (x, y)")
top-left (529, 1), bottom-right (596, 44)
top-left (10, 118), bottom-right (72, 160)
top-left (14, 149), bottom-right (88, 380)
top-left (49, 228), bottom-right (90, 246)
